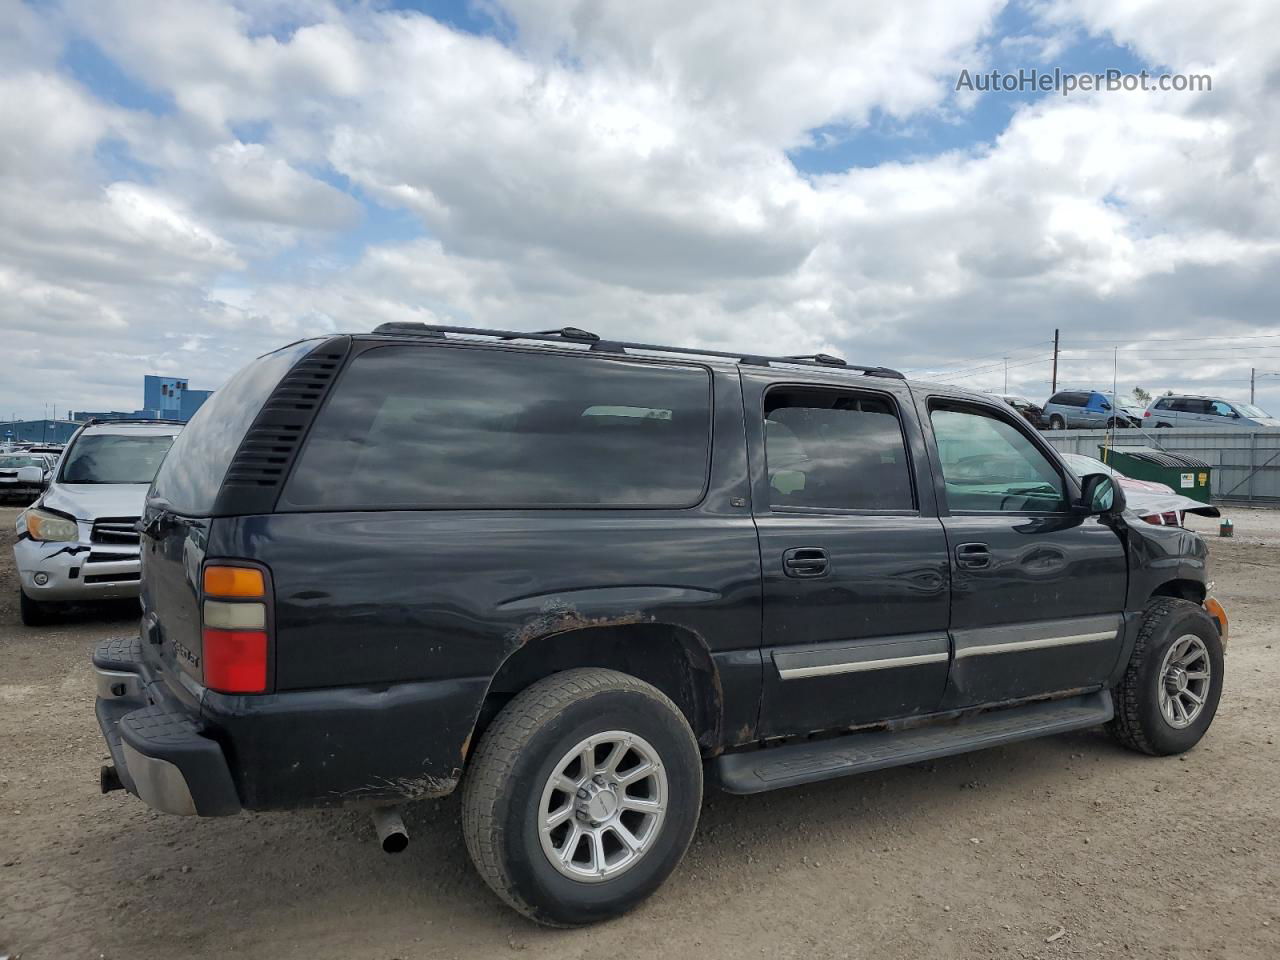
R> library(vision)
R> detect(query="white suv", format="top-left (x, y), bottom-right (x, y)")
top-left (14, 420), bottom-right (182, 625)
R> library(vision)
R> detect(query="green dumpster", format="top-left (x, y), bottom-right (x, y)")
top-left (1100, 446), bottom-right (1212, 504)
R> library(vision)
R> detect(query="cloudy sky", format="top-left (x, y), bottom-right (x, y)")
top-left (3, 0), bottom-right (1280, 420)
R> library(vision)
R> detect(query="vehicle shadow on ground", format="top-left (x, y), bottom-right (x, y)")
top-left (79, 725), bottom-right (1126, 955)
top-left (5, 599), bottom-right (139, 630)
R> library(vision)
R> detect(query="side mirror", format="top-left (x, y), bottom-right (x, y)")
top-left (1078, 472), bottom-right (1125, 516)
top-left (1101, 401), bottom-right (1112, 410)
top-left (15, 466), bottom-right (43, 485)
top-left (1232, 411), bottom-right (1241, 418)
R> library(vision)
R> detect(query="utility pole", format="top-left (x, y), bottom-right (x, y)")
top-left (1051, 328), bottom-right (1059, 393)
top-left (1251, 368), bottom-right (1256, 404)
top-left (1003, 357), bottom-right (1009, 393)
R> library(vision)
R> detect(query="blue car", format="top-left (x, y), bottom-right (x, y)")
top-left (1043, 390), bottom-right (1141, 430)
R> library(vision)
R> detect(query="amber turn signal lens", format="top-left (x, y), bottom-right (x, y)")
top-left (1204, 596), bottom-right (1228, 643)
top-left (204, 565), bottom-right (265, 598)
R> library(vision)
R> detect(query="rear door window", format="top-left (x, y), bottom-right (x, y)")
top-left (1051, 392), bottom-right (1087, 407)
top-left (763, 388), bottom-right (914, 511)
top-left (281, 345), bottom-right (713, 509)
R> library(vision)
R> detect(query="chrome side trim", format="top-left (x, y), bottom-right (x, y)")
top-left (955, 630), bottom-right (1116, 660)
top-left (778, 651), bottom-right (948, 680)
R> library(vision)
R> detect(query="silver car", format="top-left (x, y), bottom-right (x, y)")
top-left (0, 452), bottom-right (55, 502)
top-left (14, 420), bottom-right (181, 625)
top-left (1143, 395), bottom-right (1280, 428)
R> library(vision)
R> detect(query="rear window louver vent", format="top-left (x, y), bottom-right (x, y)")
top-left (212, 338), bottom-right (351, 515)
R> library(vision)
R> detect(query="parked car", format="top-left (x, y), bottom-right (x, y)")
top-left (14, 419), bottom-right (182, 625)
top-left (0, 452), bottom-right (55, 502)
top-left (93, 324), bottom-right (1227, 927)
top-left (1143, 394), bottom-right (1280, 428)
top-left (1057, 453), bottom-right (1220, 527)
top-left (1043, 390), bottom-right (1141, 430)
top-left (994, 393), bottom-right (1044, 428)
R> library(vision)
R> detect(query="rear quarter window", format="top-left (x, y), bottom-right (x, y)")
top-left (280, 345), bottom-right (713, 509)
top-left (151, 339), bottom-right (322, 515)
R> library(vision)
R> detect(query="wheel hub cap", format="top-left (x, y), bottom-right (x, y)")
top-left (577, 778), bottom-right (620, 825)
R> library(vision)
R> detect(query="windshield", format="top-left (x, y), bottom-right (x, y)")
top-left (58, 434), bottom-right (176, 484)
top-left (0, 455), bottom-right (44, 468)
top-left (1235, 403), bottom-right (1271, 418)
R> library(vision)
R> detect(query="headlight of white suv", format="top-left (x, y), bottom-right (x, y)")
top-left (24, 508), bottom-right (79, 542)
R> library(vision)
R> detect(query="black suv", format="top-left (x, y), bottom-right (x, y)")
top-left (94, 324), bottom-right (1228, 926)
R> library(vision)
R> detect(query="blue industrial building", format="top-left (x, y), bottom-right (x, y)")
top-left (0, 419), bottom-right (81, 444)
top-left (74, 374), bottom-right (213, 424)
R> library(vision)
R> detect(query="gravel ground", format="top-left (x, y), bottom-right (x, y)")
top-left (1, 504), bottom-right (1277, 960)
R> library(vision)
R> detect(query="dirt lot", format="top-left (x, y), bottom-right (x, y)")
top-left (1, 505), bottom-right (1277, 960)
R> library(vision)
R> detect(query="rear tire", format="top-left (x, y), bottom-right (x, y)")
top-left (1049, 415), bottom-right (1065, 430)
top-left (461, 668), bottom-right (703, 927)
top-left (1107, 598), bottom-right (1223, 756)
top-left (19, 589), bottom-right (56, 627)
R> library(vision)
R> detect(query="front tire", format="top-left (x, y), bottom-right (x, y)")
top-left (19, 589), bottom-right (57, 627)
top-left (1107, 598), bottom-right (1223, 756)
top-left (461, 668), bottom-right (703, 927)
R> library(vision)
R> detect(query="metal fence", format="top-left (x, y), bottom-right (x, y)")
top-left (1041, 427), bottom-right (1280, 505)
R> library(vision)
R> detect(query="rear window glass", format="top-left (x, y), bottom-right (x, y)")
top-left (151, 339), bottom-right (322, 514)
top-left (60, 434), bottom-right (176, 484)
top-left (281, 345), bottom-right (712, 509)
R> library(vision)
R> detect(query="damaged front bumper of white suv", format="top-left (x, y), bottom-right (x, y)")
top-left (14, 507), bottom-right (143, 603)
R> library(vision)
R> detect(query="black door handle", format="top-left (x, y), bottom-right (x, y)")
top-left (783, 547), bottom-right (829, 578)
top-left (955, 542), bottom-right (991, 569)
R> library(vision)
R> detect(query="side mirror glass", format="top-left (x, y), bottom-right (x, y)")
top-left (1078, 472), bottom-right (1125, 516)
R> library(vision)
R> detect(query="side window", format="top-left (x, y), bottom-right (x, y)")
top-left (1154, 398), bottom-right (1171, 410)
top-left (929, 403), bottom-right (1067, 513)
top-left (282, 346), bottom-right (712, 509)
top-left (763, 388), bottom-right (914, 511)
top-left (1209, 401), bottom-right (1234, 417)
top-left (1048, 393), bottom-right (1068, 406)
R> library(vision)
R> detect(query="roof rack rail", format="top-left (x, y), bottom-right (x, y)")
top-left (368, 322), bottom-right (904, 379)
top-left (81, 417), bottom-right (188, 427)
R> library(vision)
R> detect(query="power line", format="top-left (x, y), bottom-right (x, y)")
top-left (1066, 331), bottom-right (1280, 344)
top-left (902, 339), bottom-right (1049, 376)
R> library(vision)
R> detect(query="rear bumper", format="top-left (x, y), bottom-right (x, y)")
top-left (93, 636), bottom-right (240, 816)
top-left (93, 634), bottom-right (486, 815)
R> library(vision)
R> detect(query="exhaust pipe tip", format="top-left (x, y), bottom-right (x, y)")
top-left (370, 806), bottom-right (409, 854)
top-left (100, 764), bottom-right (124, 794)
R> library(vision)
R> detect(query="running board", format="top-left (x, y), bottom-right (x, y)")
top-left (712, 691), bottom-right (1113, 795)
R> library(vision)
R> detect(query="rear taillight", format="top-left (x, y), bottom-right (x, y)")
top-left (1143, 410), bottom-right (1151, 417)
top-left (1162, 511), bottom-right (1179, 526)
top-left (201, 564), bottom-right (270, 694)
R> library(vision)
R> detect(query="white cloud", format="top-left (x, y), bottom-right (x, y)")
top-left (3, 0), bottom-right (1280, 418)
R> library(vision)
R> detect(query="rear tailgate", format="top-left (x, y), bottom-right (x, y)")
top-left (138, 511), bottom-right (212, 702)
top-left (138, 336), bottom-right (348, 698)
